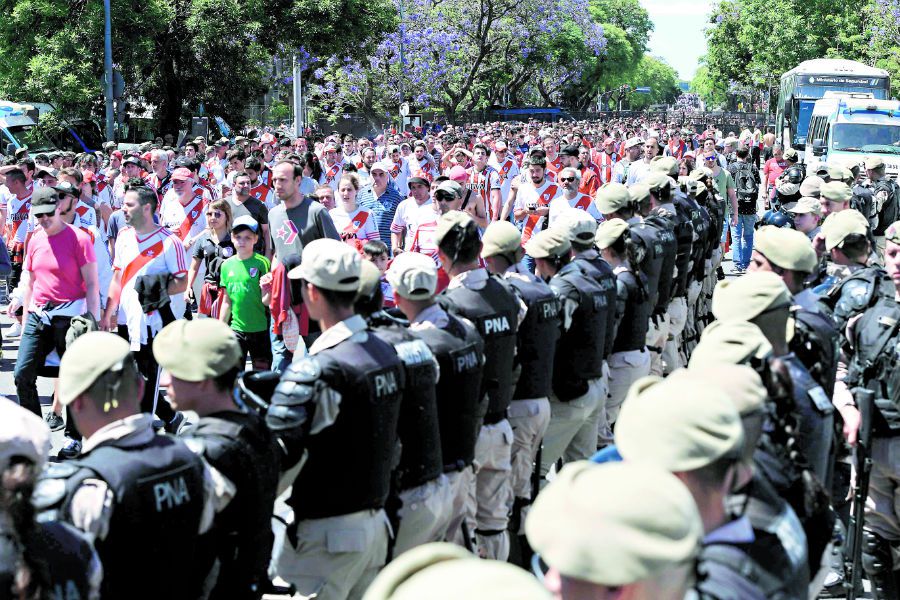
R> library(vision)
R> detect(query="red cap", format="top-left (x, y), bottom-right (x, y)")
top-left (171, 167), bottom-right (193, 181)
top-left (112, 150), bottom-right (123, 159)
top-left (81, 171), bottom-right (96, 183)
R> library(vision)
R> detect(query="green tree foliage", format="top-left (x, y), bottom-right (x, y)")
top-left (626, 56), bottom-right (681, 110)
top-left (0, 0), bottom-right (397, 133)
top-left (690, 64), bottom-right (728, 109)
top-left (701, 0), bottom-right (880, 105)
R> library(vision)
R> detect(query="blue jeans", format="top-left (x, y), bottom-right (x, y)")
top-left (729, 214), bottom-right (757, 270)
top-left (270, 327), bottom-right (292, 374)
top-left (14, 312), bottom-right (70, 416)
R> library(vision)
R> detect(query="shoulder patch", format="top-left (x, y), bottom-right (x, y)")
top-left (393, 339), bottom-right (435, 367)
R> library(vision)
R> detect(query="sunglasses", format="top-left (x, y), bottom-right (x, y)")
top-left (436, 193), bottom-right (457, 202)
top-left (559, 177), bottom-right (576, 182)
top-left (35, 212), bottom-right (55, 219)
top-left (703, 157), bottom-right (716, 162)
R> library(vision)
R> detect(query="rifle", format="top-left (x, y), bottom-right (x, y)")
top-left (844, 387), bottom-right (874, 600)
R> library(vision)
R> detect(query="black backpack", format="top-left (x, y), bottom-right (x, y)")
top-left (732, 161), bottom-right (759, 214)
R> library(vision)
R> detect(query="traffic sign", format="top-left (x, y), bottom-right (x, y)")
top-left (635, 87), bottom-right (651, 94)
top-left (400, 102), bottom-right (410, 117)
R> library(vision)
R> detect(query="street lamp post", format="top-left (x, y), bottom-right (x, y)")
top-left (103, 0), bottom-right (115, 140)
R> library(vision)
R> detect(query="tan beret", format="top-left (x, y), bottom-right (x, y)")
top-left (799, 176), bottom-right (823, 198)
top-left (553, 209), bottom-right (598, 247)
top-left (822, 208), bottom-right (869, 251)
top-left (644, 171), bottom-right (671, 192)
top-left (688, 364), bottom-right (767, 416)
top-left (289, 238), bottom-right (361, 292)
top-left (820, 181), bottom-right (852, 203)
top-left (712, 271), bottom-right (792, 322)
top-left (651, 155), bottom-right (679, 176)
top-left (363, 542), bottom-right (549, 600)
top-left (687, 321), bottom-right (773, 367)
top-left (753, 226), bottom-right (818, 273)
top-left (594, 182), bottom-right (631, 214)
top-left (153, 320), bottom-right (242, 383)
top-left (787, 196), bottom-right (823, 217)
top-left (434, 210), bottom-right (476, 247)
top-left (595, 218), bottom-right (629, 250)
top-left (866, 156), bottom-right (885, 170)
top-left (526, 461), bottom-right (702, 587)
top-left (525, 227), bottom-right (571, 259)
top-left (59, 332), bottom-right (132, 405)
top-left (615, 370), bottom-right (745, 472)
top-left (481, 221), bottom-right (523, 260)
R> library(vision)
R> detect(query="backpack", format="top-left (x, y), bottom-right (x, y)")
top-left (732, 161), bottom-right (759, 214)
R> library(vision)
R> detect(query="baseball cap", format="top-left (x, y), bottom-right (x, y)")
top-left (30, 187), bottom-right (58, 216)
top-left (153, 320), bottom-right (242, 382)
top-left (35, 165), bottom-right (59, 179)
top-left (524, 227), bottom-right (571, 259)
top-left (436, 180), bottom-right (462, 199)
top-left (560, 145), bottom-right (580, 158)
top-left (59, 332), bottom-right (132, 405)
top-left (0, 399), bottom-right (51, 472)
top-left (408, 169), bottom-right (429, 187)
top-left (712, 271), bottom-right (792, 322)
top-left (448, 165), bottom-right (468, 183)
top-left (783, 148), bottom-right (799, 161)
top-left (171, 167), bottom-right (193, 181)
top-left (616, 370), bottom-right (745, 472)
top-left (623, 137), bottom-right (642, 150)
top-left (822, 209), bottom-right (869, 251)
top-left (122, 156), bottom-right (142, 167)
top-left (594, 218), bottom-right (628, 250)
top-left (688, 320), bottom-right (773, 368)
top-left (102, 141), bottom-right (117, 150)
top-left (820, 181), bottom-right (852, 203)
top-left (494, 140), bottom-right (508, 151)
top-left (753, 225), bottom-right (818, 273)
top-left (481, 221), bottom-right (523, 261)
top-left (776, 181), bottom-right (800, 196)
top-left (370, 160), bottom-right (391, 175)
top-left (385, 251), bottom-right (438, 300)
top-left (52, 182), bottom-right (79, 198)
top-left (288, 238), bottom-right (361, 292)
top-left (594, 182), bottom-right (631, 214)
top-left (232, 215), bottom-right (259, 233)
top-left (362, 542), bottom-right (550, 600)
top-left (526, 461), bottom-right (702, 588)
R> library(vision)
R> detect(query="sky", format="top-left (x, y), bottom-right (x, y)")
top-left (640, 0), bottom-right (711, 82)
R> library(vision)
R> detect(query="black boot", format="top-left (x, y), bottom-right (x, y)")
top-left (861, 528), bottom-right (899, 600)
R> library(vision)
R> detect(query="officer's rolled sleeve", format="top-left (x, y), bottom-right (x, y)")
top-left (69, 479), bottom-right (114, 543)
top-left (199, 461), bottom-right (236, 535)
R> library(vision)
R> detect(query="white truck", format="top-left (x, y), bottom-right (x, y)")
top-left (0, 101), bottom-right (57, 157)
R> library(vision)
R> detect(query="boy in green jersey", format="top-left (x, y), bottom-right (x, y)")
top-left (219, 215), bottom-right (272, 369)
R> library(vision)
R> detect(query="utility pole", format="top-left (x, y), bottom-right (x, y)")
top-left (398, 0), bottom-right (405, 132)
top-left (103, 0), bottom-right (115, 140)
top-left (293, 53), bottom-right (303, 137)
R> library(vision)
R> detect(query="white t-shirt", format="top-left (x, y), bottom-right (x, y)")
top-left (160, 186), bottom-right (210, 240)
top-left (329, 205), bottom-right (379, 241)
top-left (515, 179), bottom-right (562, 244)
top-left (548, 193), bottom-right (603, 227)
top-left (488, 155), bottom-right (520, 207)
top-left (391, 198), bottom-right (438, 250)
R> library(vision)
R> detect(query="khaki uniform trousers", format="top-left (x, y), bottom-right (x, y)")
top-left (444, 466), bottom-right (476, 549)
top-left (507, 397), bottom-right (551, 531)
top-left (681, 280), bottom-right (704, 360)
top-left (646, 312), bottom-right (669, 377)
top-left (663, 296), bottom-right (688, 374)
top-left (602, 349), bottom-right (651, 447)
top-left (276, 508), bottom-right (390, 600)
top-left (393, 475), bottom-right (454, 556)
top-left (865, 436), bottom-right (900, 541)
top-left (540, 376), bottom-right (606, 479)
top-left (463, 419), bottom-right (513, 560)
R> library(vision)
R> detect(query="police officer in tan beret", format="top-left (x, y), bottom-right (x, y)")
top-left (37, 331), bottom-right (226, 600)
top-left (527, 461), bottom-right (702, 600)
top-left (154, 319), bottom-right (280, 599)
top-left (480, 221), bottom-right (559, 545)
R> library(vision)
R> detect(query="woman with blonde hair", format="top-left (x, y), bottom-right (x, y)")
top-left (187, 199), bottom-right (235, 318)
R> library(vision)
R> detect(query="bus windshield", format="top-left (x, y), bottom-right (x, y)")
top-left (832, 123), bottom-right (900, 153)
top-left (2, 124), bottom-right (55, 153)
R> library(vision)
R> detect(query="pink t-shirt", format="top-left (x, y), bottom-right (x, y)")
top-left (24, 224), bottom-right (96, 306)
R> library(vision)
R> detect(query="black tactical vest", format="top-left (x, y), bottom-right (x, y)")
top-left (848, 296), bottom-right (900, 435)
top-left (504, 271), bottom-right (560, 400)
top-left (572, 250), bottom-right (619, 359)
top-left (819, 265), bottom-right (893, 347)
top-left (0, 520), bottom-right (97, 600)
top-left (851, 184), bottom-right (875, 228)
top-left (872, 178), bottom-right (899, 236)
top-left (413, 313), bottom-right (485, 470)
top-left (439, 275), bottom-right (519, 421)
top-left (696, 529), bottom-right (789, 600)
top-left (370, 324), bottom-right (443, 490)
top-left (289, 334), bottom-right (405, 520)
top-left (186, 412), bottom-right (280, 599)
top-left (57, 435), bottom-right (206, 600)
top-left (782, 353), bottom-right (833, 485)
top-left (790, 307), bottom-right (839, 399)
top-left (643, 213), bottom-right (678, 315)
top-left (671, 193), bottom-right (696, 297)
top-left (550, 262), bottom-right (608, 400)
top-left (684, 194), bottom-right (710, 283)
top-left (612, 267), bottom-right (652, 353)
top-left (628, 221), bottom-right (664, 310)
